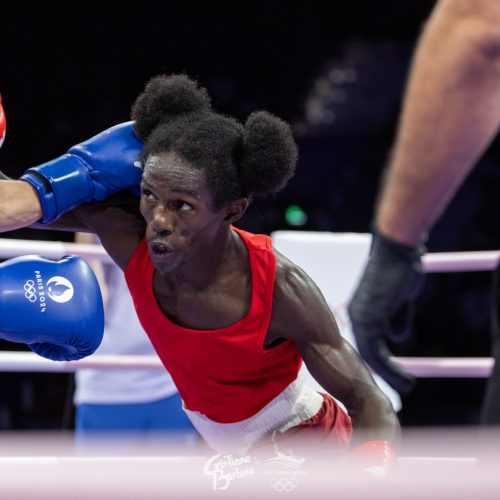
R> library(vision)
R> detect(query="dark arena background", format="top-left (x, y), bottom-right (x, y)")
top-left (0, 1), bottom-right (499, 434)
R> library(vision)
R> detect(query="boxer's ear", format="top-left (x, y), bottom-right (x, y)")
top-left (223, 198), bottom-right (249, 223)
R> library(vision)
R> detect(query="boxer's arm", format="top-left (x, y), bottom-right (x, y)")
top-left (0, 179), bottom-right (43, 231)
top-left (271, 252), bottom-right (400, 447)
top-left (29, 192), bottom-right (145, 271)
top-left (376, 0), bottom-right (500, 246)
top-left (74, 232), bottom-right (109, 306)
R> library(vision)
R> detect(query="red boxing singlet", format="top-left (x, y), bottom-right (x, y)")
top-left (125, 227), bottom-right (303, 423)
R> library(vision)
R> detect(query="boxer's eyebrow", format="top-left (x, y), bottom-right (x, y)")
top-left (170, 187), bottom-right (200, 198)
top-left (141, 178), bottom-right (200, 199)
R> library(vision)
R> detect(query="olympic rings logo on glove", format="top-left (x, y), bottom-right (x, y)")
top-left (269, 477), bottom-right (299, 492)
top-left (24, 280), bottom-right (37, 302)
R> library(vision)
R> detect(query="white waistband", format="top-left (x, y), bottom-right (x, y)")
top-left (183, 370), bottom-right (324, 455)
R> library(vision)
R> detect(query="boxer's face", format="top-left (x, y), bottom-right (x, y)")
top-left (140, 152), bottom-right (227, 273)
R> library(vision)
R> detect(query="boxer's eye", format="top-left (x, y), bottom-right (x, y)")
top-left (142, 188), bottom-right (157, 200)
top-left (173, 200), bottom-right (193, 212)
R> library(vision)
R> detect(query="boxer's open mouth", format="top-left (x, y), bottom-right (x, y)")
top-left (150, 242), bottom-right (173, 255)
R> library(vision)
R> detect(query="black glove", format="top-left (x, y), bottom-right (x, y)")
top-left (348, 229), bottom-right (426, 394)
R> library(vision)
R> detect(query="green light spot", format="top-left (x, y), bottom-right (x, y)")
top-left (285, 205), bottom-right (307, 226)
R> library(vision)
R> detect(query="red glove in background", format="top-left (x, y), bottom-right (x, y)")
top-left (0, 94), bottom-right (6, 149)
top-left (351, 440), bottom-right (397, 477)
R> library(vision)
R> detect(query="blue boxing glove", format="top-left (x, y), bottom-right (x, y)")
top-left (20, 121), bottom-right (142, 223)
top-left (0, 254), bottom-right (104, 361)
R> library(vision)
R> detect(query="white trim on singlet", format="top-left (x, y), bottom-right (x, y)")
top-left (183, 370), bottom-right (324, 455)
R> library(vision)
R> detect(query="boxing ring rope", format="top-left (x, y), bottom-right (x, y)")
top-left (1, 238), bottom-right (500, 272)
top-left (0, 238), bottom-right (498, 377)
top-left (0, 351), bottom-right (493, 377)
top-left (0, 238), bottom-right (114, 263)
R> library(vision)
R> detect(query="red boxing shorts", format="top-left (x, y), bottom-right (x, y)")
top-left (256, 393), bottom-right (352, 457)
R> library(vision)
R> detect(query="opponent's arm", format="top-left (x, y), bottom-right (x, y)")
top-left (0, 96), bottom-right (142, 236)
top-left (0, 98), bottom-right (144, 267)
top-left (20, 118), bottom-right (146, 268)
top-left (0, 180), bottom-right (43, 230)
top-left (273, 256), bottom-right (399, 446)
top-left (19, 121), bottom-right (143, 224)
top-left (0, 94), bottom-right (43, 228)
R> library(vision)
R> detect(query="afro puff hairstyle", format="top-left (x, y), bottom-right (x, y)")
top-left (131, 74), bottom-right (298, 208)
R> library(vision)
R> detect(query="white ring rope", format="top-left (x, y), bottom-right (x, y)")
top-left (0, 455), bottom-right (477, 466)
top-left (0, 238), bottom-right (499, 273)
top-left (393, 356), bottom-right (493, 378)
top-left (0, 352), bottom-right (493, 377)
top-left (0, 239), bottom-right (114, 263)
top-left (422, 250), bottom-right (500, 273)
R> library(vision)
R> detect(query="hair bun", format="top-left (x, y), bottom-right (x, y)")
top-left (239, 111), bottom-right (298, 196)
top-left (131, 74), bottom-right (212, 140)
